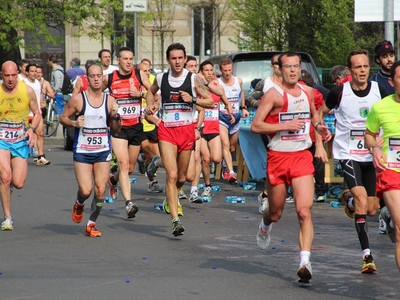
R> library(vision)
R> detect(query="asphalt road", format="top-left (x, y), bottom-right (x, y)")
top-left (0, 145), bottom-right (399, 300)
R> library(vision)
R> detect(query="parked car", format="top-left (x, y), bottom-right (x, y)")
top-left (208, 51), bottom-right (321, 98)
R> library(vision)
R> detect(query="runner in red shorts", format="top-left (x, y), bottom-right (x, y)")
top-left (251, 51), bottom-right (330, 285)
top-left (145, 43), bottom-right (213, 236)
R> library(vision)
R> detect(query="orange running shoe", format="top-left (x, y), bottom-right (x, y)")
top-left (72, 202), bottom-right (84, 223)
top-left (86, 223), bottom-right (102, 237)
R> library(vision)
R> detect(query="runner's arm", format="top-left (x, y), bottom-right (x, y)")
top-left (194, 74), bottom-right (214, 108)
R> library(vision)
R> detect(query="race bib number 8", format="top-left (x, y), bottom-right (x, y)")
top-left (162, 103), bottom-right (193, 127)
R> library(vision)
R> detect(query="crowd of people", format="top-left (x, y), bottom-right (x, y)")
top-left (0, 40), bottom-right (399, 285)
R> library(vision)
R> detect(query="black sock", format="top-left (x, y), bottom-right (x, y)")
top-left (125, 200), bottom-right (131, 206)
top-left (89, 197), bottom-right (104, 222)
top-left (262, 192), bottom-right (268, 198)
top-left (110, 176), bottom-right (118, 185)
top-left (206, 184), bottom-right (211, 187)
top-left (355, 214), bottom-right (369, 250)
top-left (77, 192), bottom-right (86, 205)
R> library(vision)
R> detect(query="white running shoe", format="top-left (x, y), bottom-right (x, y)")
top-left (258, 192), bottom-right (269, 214)
top-left (256, 223), bottom-right (271, 250)
top-left (189, 189), bottom-right (201, 203)
top-left (1, 216), bottom-right (13, 231)
top-left (379, 209), bottom-right (387, 234)
top-left (201, 186), bottom-right (212, 197)
top-left (297, 261), bottom-right (312, 281)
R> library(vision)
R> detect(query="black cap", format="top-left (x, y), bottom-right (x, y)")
top-left (375, 41), bottom-right (395, 56)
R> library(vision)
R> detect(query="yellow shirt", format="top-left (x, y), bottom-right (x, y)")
top-left (0, 82), bottom-right (30, 142)
top-left (141, 73), bottom-right (156, 132)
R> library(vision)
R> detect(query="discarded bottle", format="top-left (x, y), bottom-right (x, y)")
top-left (31, 147), bottom-right (38, 158)
top-left (243, 183), bottom-right (257, 190)
top-left (104, 197), bottom-right (114, 204)
top-left (329, 201), bottom-right (341, 208)
top-left (211, 185), bottom-right (221, 191)
top-left (154, 203), bottom-right (164, 210)
top-left (197, 183), bottom-right (206, 189)
top-left (130, 178), bottom-right (137, 183)
top-left (198, 196), bottom-right (212, 203)
top-left (226, 196), bottom-right (246, 203)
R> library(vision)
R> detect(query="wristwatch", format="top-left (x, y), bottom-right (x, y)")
top-left (195, 127), bottom-right (201, 131)
top-left (192, 97), bottom-right (197, 104)
top-left (204, 81), bottom-right (210, 87)
top-left (30, 127), bottom-right (37, 133)
top-left (240, 105), bottom-right (247, 110)
top-left (112, 113), bottom-right (121, 121)
top-left (369, 145), bottom-right (381, 153)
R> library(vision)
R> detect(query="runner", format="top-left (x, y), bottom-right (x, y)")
top-left (60, 64), bottom-right (121, 237)
top-left (145, 43), bottom-right (213, 236)
top-left (0, 61), bottom-right (41, 231)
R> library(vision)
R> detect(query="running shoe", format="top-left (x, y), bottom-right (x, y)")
top-left (315, 194), bottom-right (326, 202)
top-left (148, 181), bottom-right (163, 193)
top-left (137, 157), bottom-right (146, 175)
top-left (228, 172), bottom-right (237, 184)
top-left (189, 189), bottom-right (200, 203)
top-left (380, 207), bottom-right (395, 242)
top-left (85, 223), bottom-right (102, 237)
top-left (178, 187), bottom-right (187, 200)
top-left (37, 156), bottom-right (51, 166)
top-left (297, 262), bottom-right (313, 281)
top-left (108, 175), bottom-right (118, 200)
top-left (210, 162), bottom-right (215, 174)
top-left (126, 202), bottom-right (139, 219)
top-left (379, 211), bottom-right (387, 234)
top-left (222, 171), bottom-right (230, 181)
top-left (201, 186), bottom-right (212, 197)
top-left (172, 217), bottom-right (185, 236)
top-left (72, 202), bottom-right (84, 223)
top-left (256, 224), bottom-right (271, 250)
top-left (285, 195), bottom-right (294, 203)
top-left (163, 198), bottom-right (170, 214)
top-left (344, 201), bottom-right (355, 219)
top-left (178, 202), bottom-right (184, 216)
top-left (147, 155), bottom-right (160, 179)
top-left (258, 192), bottom-right (269, 214)
top-left (361, 254), bottom-right (377, 273)
top-left (1, 216), bottom-right (13, 231)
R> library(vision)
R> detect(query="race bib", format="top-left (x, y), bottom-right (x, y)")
top-left (220, 97), bottom-right (239, 113)
top-left (387, 137), bottom-right (400, 169)
top-left (205, 103), bottom-right (219, 121)
top-left (279, 112), bottom-right (310, 141)
top-left (79, 127), bottom-right (109, 151)
top-left (349, 129), bottom-right (369, 156)
top-left (117, 98), bottom-right (141, 121)
top-left (162, 103), bottom-right (193, 127)
top-left (0, 122), bottom-right (25, 143)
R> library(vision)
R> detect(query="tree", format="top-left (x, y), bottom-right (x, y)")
top-left (229, 0), bottom-right (384, 66)
top-left (0, 0), bottom-right (122, 65)
top-left (229, 0), bottom-right (287, 51)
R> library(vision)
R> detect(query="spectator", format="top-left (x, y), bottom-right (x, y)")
top-left (66, 57), bottom-right (86, 82)
top-left (329, 65), bottom-right (351, 87)
top-left (48, 55), bottom-right (64, 93)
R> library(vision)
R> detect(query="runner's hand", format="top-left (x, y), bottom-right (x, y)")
top-left (179, 90), bottom-right (192, 103)
top-left (75, 115), bottom-right (85, 128)
top-left (371, 148), bottom-right (387, 172)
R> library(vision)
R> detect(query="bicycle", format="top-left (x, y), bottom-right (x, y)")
top-left (43, 98), bottom-right (60, 137)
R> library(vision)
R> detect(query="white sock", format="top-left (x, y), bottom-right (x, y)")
top-left (260, 219), bottom-right (272, 233)
top-left (230, 170), bottom-right (235, 175)
top-left (390, 219), bottom-right (394, 229)
top-left (138, 153), bottom-right (145, 162)
top-left (300, 251), bottom-right (311, 264)
top-left (191, 186), bottom-right (197, 193)
top-left (87, 220), bottom-right (95, 226)
top-left (155, 158), bottom-right (162, 167)
top-left (362, 249), bottom-right (371, 258)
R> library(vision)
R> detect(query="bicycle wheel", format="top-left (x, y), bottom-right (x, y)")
top-left (43, 105), bottom-right (60, 137)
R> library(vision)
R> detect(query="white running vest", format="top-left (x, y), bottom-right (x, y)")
top-left (267, 84), bottom-right (312, 152)
top-left (218, 76), bottom-right (241, 113)
top-left (23, 78), bottom-right (41, 117)
top-left (263, 77), bottom-right (276, 93)
top-left (333, 81), bottom-right (381, 161)
top-left (75, 92), bottom-right (110, 154)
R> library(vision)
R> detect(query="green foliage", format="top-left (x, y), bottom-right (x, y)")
top-left (229, 0), bottom-right (385, 67)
